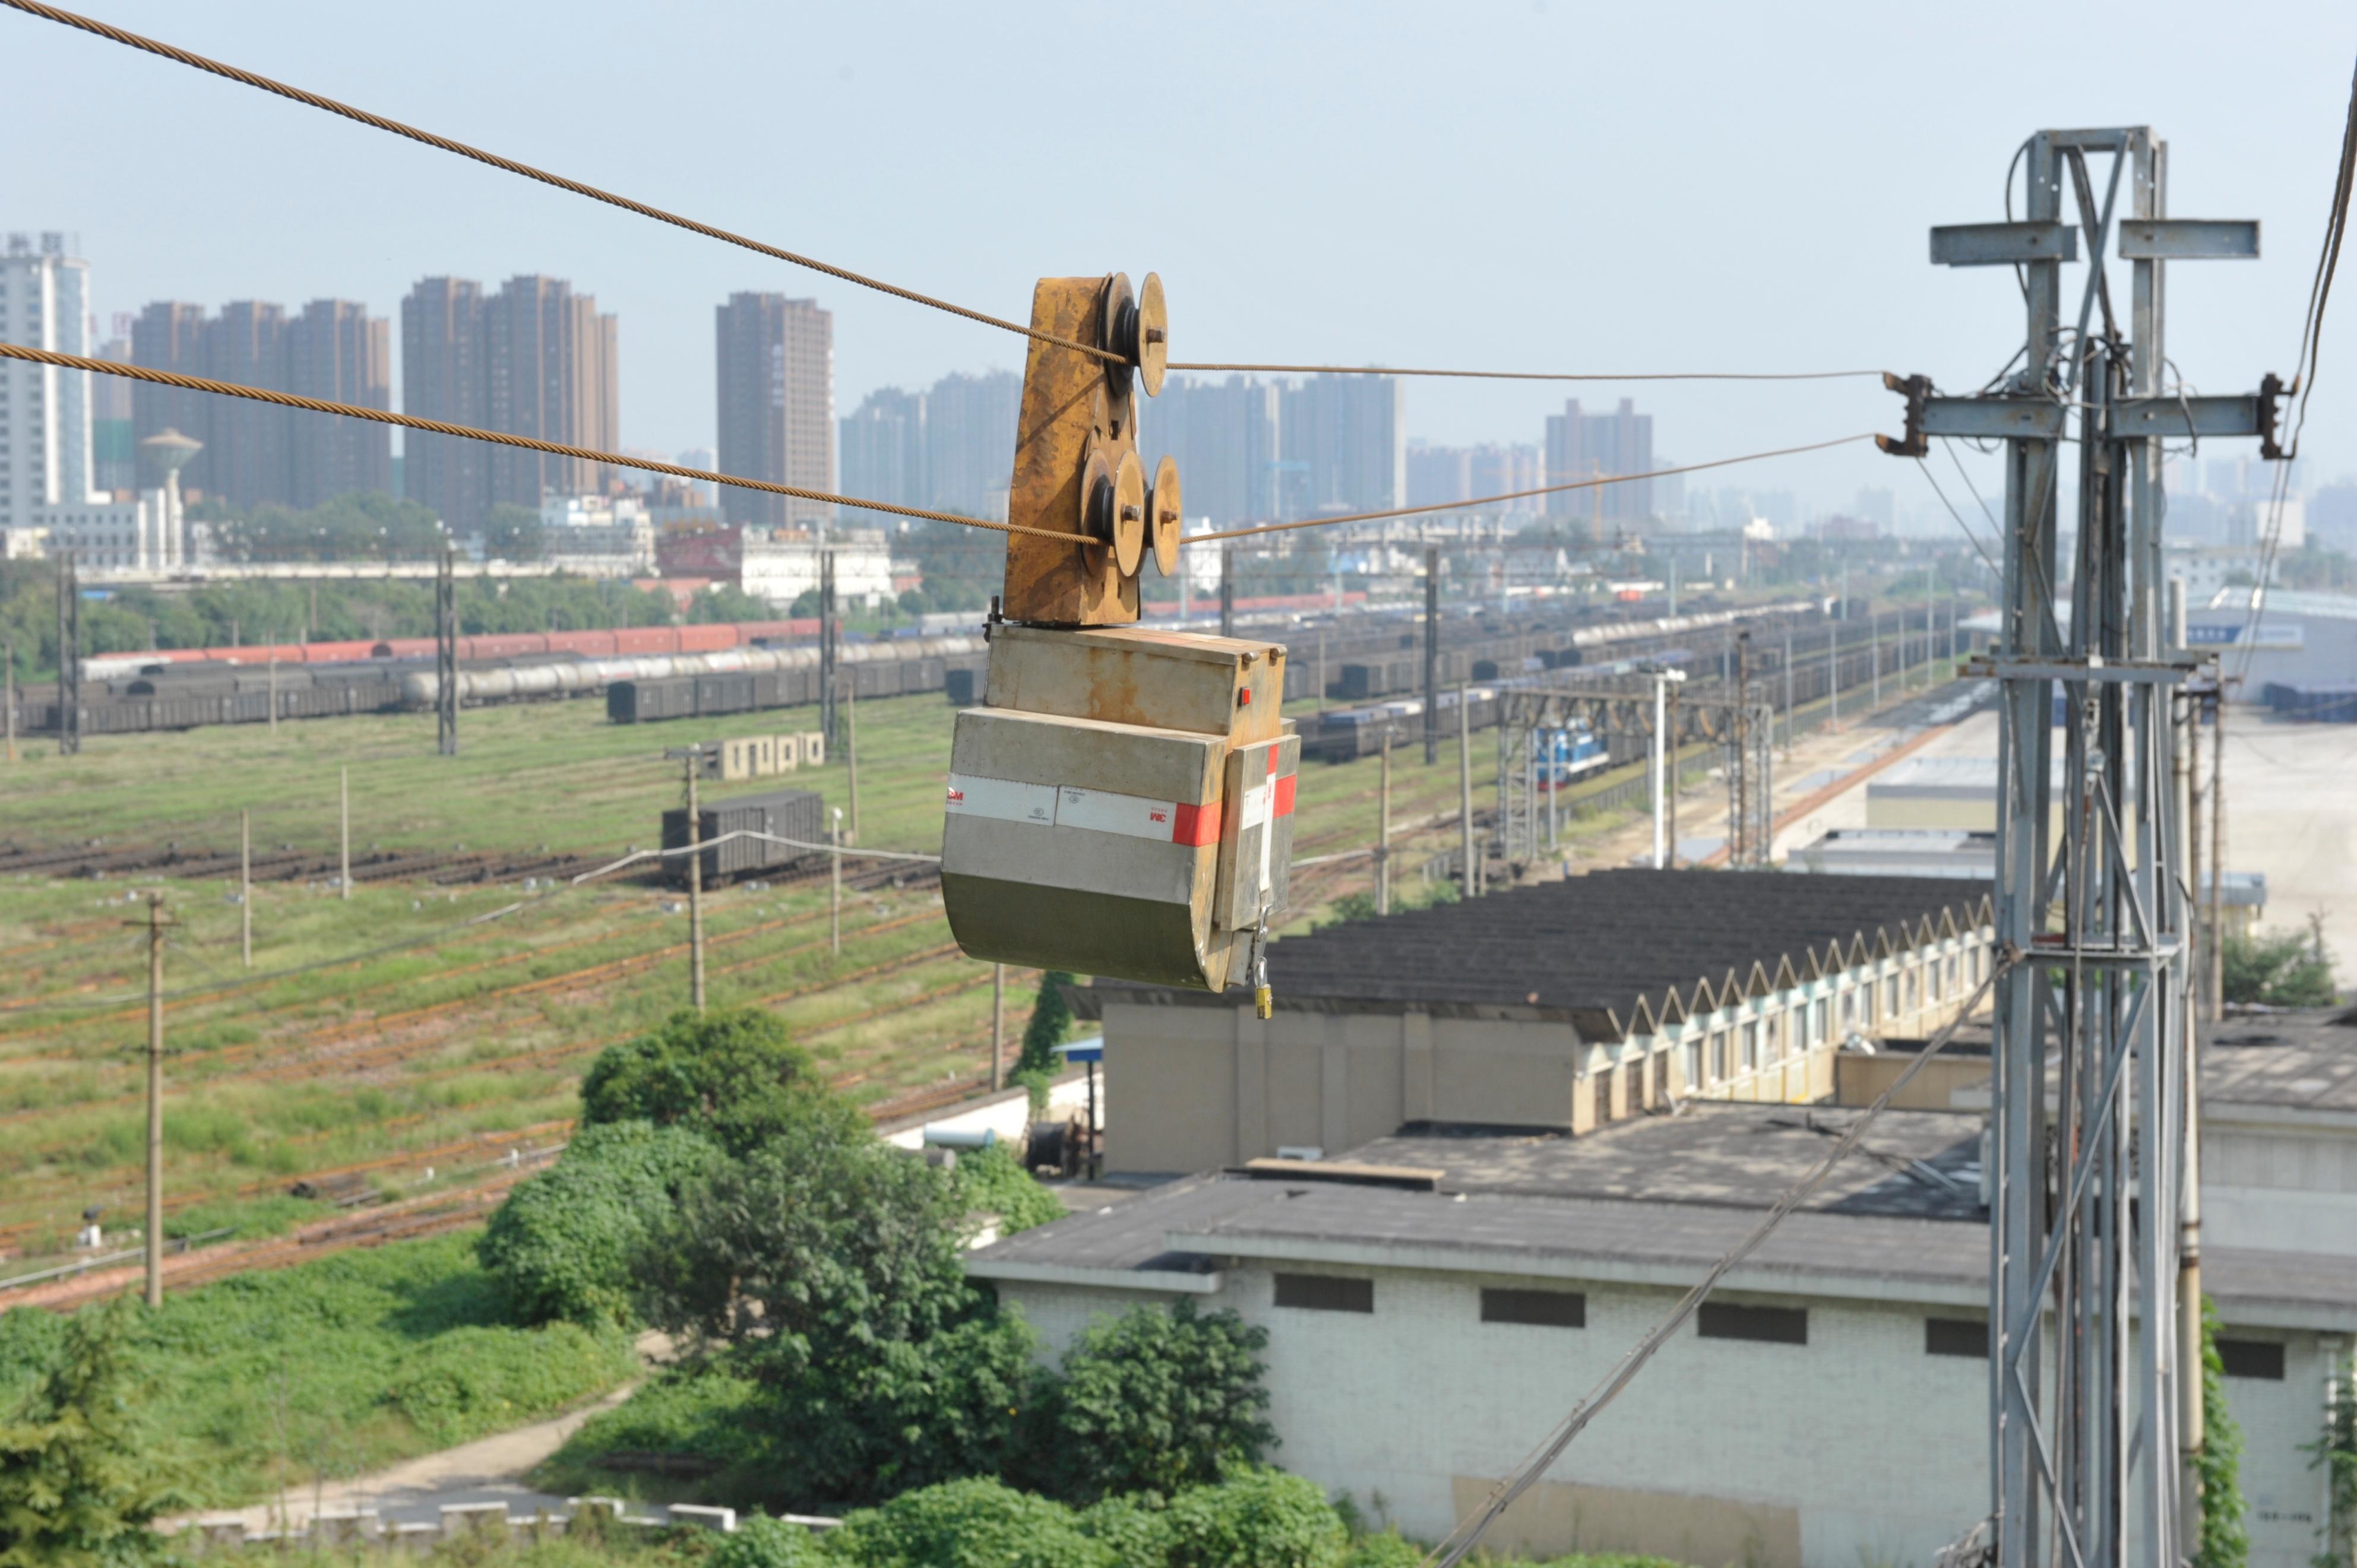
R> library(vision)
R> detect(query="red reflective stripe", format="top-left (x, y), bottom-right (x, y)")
top-left (1170, 802), bottom-right (1219, 846)
top-left (1273, 774), bottom-right (1297, 817)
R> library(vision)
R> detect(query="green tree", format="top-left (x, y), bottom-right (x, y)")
top-left (2311, 1344), bottom-right (2357, 1568)
top-left (2221, 918), bottom-right (2339, 1009)
top-left (480, 504), bottom-right (546, 563)
top-left (708, 1513), bottom-right (828, 1568)
top-left (579, 1007), bottom-right (858, 1158)
top-left (0, 1301), bottom-right (187, 1566)
top-left (688, 584), bottom-right (776, 623)
top-left (637, 1122), bottom-right (1034, 1506)
top-left (951, 1143), bottom-right (1065, 1236)
top-left (1014, 1300), bottom-right (1274, 1502)
top-left (1016, 973), bottom-right (1075, 1080)
top-left (1153, 1468), bottom-right (1348, 1568)
top-left (476, 1122), bottom-right (723, 1326)
top-left (826, 1477), bottom-right (1112, 1568)
top-left (2195, 1299), bottom-right (2250, 1568)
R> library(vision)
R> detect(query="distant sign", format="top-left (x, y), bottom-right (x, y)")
top-left (2188, 620), bottom-right (2304, 651)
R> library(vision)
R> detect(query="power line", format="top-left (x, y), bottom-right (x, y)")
top-left (0, 344), bottom-right (1874, 555)
top-left (1170, 361), bottom-right (1887, 383)
top-left (1425, 955), bottom-right (2015, 1567)
top-left (1185, 434), bottom-right (1877, 543)
top-left (0, 0), bottom-right (1121, 366)
top-left (0, 343), bottom-right (1080, 543)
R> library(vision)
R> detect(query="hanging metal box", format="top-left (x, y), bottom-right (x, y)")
top-left (940, 625), bottom-right (1298, 992)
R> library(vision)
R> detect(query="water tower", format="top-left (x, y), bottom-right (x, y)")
top-left (138, 427), bottom-right (201, 568)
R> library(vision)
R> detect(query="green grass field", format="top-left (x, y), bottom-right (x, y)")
top-left (0, 649), bottom-right (1949, 1266)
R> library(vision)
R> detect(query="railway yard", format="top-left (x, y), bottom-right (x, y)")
top-left (0, 612), bottom-right (1954, 1285)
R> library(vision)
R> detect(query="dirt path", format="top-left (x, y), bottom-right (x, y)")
top-left (172, 1335), bottom-right (671, 1534)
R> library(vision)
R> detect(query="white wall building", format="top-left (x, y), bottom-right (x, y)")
top-left (537, 491), bottom-right (654, 576)
top-left (739, 525), bottom-right (894, 609)
top-left (0, 232), bottom-right (103, 534)
top-left (971, 1107), bottom-right (2354, 1568)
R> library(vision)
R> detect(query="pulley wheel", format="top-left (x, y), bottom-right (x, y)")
top-left (1099, 273), bottom-right (1137, 410)
top-left (1136, 273), bottom-right (1168, 397)
top-left (1077, 446), bottom-right (1115, 572)
top-left (1148, 455), bottom-right (1182, 576)
top-left (1111, 449), bottom-right (1147, 577)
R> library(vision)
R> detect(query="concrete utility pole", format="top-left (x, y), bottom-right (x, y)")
top-left (1643, 666), bottom-right (1687, 869)
top-left (1376, 728), bottom-right (1393, 916)
top-left (56, 555), bottom-right (80, 756)
top-left (1782, 629), bottom-right (1793, 756)
top-left (141, 892), bottom-right (166, 1307)
top-left (239, 809), bottom-right (252, 968)
top-left (435, 544), bottom-right (458, 756)
top-left (830, 806), bottom-right (844, 957)
top-left (1219, 547), bottom-right (1235, 639)
top-left (820, 549), bottom-right (839, 750)
top-left (1665, 677), bottom-right (1680, 867)
top-left (1423, 546), bottom-right (1440, 765)
top-left (1828, 614), bottom-right (1841, 728)
top-left (2210, 692), bottom-right (2226, 1021)
top-left (1457, 683), bottom-right (1475, 897)
top-left (663, 747), bottom-right (709, 1011)
top-left (844, 677), bottom-right (860, 847)
top-left (1871, 607), bottom-right (1881, 709)
top-left (991, 964), bottom-right (1005, 1092)
top-left (338, 766), bottom-right (351, 900)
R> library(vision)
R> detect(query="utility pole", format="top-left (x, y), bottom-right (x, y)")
top-left (2210, 691), bottom-right (2226, 1021)
top-left (56, 555), bottom-right (80, 756)
top-left (830, 806), bottom-right (844, 956)
top-left (1219, 547), bottom-right (1235, 638)
top-left (1456, 682), bottom-right (1475, 898)
top-left (820, 550), bottom-right (839, 750)
top-left (1828, 613), bottom-right (1841, 728)
top-left (1665, 677), bottom-right (1680, 867)
top-left (1375, 728), bottom-right (1393, 916)
top-left (844, 677), bottom-right (860, 846)
top-left (239, 809), bottom-right (252, 967)
top-left (663, 747), bottom-right (708, 1011)
top-left (1870, 608), bottom-right (1881, 709)
top-left (1729, 632), bottom-right (1752, 865)
top-left (1907, 126), bottom-right (2261, 1565)
top-left (141, 893), bottom-right (166, 1307)
top-left (991, 964), bottom-right (1005, 1092)
top-left (338, 766), bottom-right (351, 901)
top-left (1423, 546), bottom-right (1439, 765)
top-left (1781, 629), bottom-right (1793, 756)
top-left (4, 638), bottom-right (14, 762)
top-left (435, 543), bottom-right (457, 756)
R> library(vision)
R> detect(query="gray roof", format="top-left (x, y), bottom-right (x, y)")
top-left (968, 1104), bottom-right (2357, 1330)
top-left (2202, 1007), bottom-right (2357, 1116)
top-left (1085, 869), bottom-right (1991, 1042)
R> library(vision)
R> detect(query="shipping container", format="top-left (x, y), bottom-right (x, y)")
top-left (660, 787), bottom-right (828, 884)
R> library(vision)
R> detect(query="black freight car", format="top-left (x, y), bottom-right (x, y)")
top-left (659, 787), bottom-right (829, 885)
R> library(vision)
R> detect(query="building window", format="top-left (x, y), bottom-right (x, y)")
top-left (1482, 1288), bottom-right (1586, 1328)
top-left (1274, 1274), bottom-right (1373, 1313)
top-left (1652, 1050), bottom-right (1669, 1108)
top-left (1904, 968), bottom-right (1919, 1012)
top-left (1840, 989), bottom-right (1856, 1029)
top-left (1594, 1066), bottom-right (1615, 1123)
top-left (1925, 1318), bottom-right (1987, 1358)
top-left (1947, 955), bottom-right (1960, 994)
top-left (1741, 1019), bottom-right (1760, 1071)
top-left (1884, 975), bottom-right (1900, 1018)
top-left (1811, 997), bottom-right (1830, 1046)
top-left (1683, 1037), bottom-right (1703, 1091)
top-left (1697, 1302), bottom-right (1807, 1345)
top-left (2215, 1339), bottom-right (2285, 1380)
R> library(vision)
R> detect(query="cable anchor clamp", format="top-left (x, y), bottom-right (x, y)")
top-left (1874, 372), bottom-right (1933, 458)
top-left (2257, 371), bottom-right (2292, 461)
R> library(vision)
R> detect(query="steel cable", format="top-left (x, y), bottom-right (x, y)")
top-left (1170, 361), bottom-right (1886, 382)
top-left (0, 343), bottom-right (1083, 543)
top-left (0, 0), bottom-right (1120, 365)
top-left (1184, 433), bottom-right (1878, 543)
top-left (2, 343), bottom-right (1872, 553)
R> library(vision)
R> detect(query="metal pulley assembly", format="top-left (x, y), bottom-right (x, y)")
top-left (939, 271), bottom-right (1295, 1005)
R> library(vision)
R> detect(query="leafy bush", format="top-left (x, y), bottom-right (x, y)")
top-left (1015, 1300), bottom-right (1274, 1501)
top-left (638, 1122), bottom-right (1033, 1508)
top-left (710, 1513), bottom-right (829, 1568)
top-left (1153, 1468), bottom-right (1348, 1568)
top-left (953, 1143), bottom-right (1064, 1236)
top-left (1342, 1531), bottom-right (1426, 1568)
top-left (2195, 1298), bottom-right (2249, 1568)
top-left (542, 1361), bottom-right (767, 1493)
top-left (478, 1121), bottom-right (723, 1326)
top-left (0, 1300), bottom-right (188, 1566)
top-left (1015, 973), bottom-right (1075, 1080)
top-left (580, 1008), bottom-right (859, 1158)
top-left (824, 1477), bottom-right (1111, 1568)
top-left (2221, 918), bottom-right (2339, 1008)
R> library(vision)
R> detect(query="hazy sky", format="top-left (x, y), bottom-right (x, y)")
top-left (13, 1), bottom-right (2356, 522)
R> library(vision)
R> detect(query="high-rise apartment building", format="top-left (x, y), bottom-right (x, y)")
top-left (286, 299), bottom-right (391, 507)
top-left (1282, 374), bottom-right (1404, 518)
top-left (923, 370), bottom-right (1020, 520)
top-left (0, 232), bottom-right (102, 535)
top-left (489, 276), bottom-right (618, 508)
top-left (715, 293), bottom-right (831, 530)
top-left (1406, 441), bottom-right (1545, 517)
top-left (839, 386), bottom-right (927, 517)
top-left (1544, 397), bottom-right (1653, 523)
top-left (402, 274), bottom-right (615, 536)
top-left (131, 296), bottom-right (390, 512)
top-left (91, 325), bottom-right (135, 495)
top-left (1142, 374), bottom-right (1283, 527)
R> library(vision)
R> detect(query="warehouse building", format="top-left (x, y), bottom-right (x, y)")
top-left (1079, 870), bottom-right (1994, 1176)
top-left (969, 1105), bottom-right (2353, 1567)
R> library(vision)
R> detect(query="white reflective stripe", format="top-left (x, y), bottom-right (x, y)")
top-left (944, 773), bottom-right (1056, 826)
top-left (1249, 781), bottom-right (1274, 901)
top-left (1056, 785), bottom-right (1183, 841)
